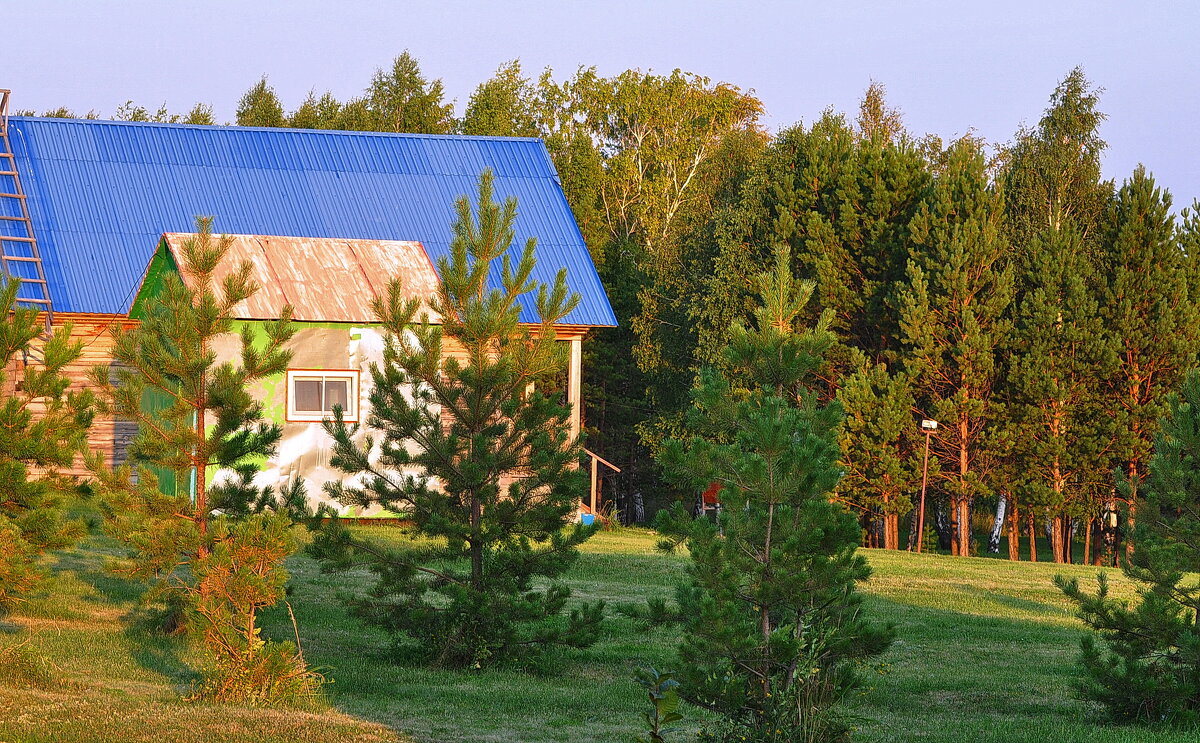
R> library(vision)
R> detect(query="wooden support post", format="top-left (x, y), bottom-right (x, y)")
top-left (568, 336), bottom-right (582, 442)
top-left (590, 455), bottom-right (598, 513)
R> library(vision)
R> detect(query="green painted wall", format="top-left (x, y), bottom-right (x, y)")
top-left (131, 252), bottom-right (397, 515)
top-left (129, 238), bottom-right (180, 320)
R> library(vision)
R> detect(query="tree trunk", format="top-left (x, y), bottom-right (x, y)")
top-left (1027, 513), bottom-right (1038, 562)
top-left (760, 501), bottom-right (776, 697)
top-left (195, 383), bottom-right (207, 555)
top-left (868, 513), bottom-right (884, 548)
top-left (1049, 410), bottom-right (1066, 563)
top-left (1050, 515), bottom-right (1064, 564)
top-left (470, 491), bottom-right (483, 589)
top-left (1101, 493), bottom-right (1118, 566)
top-left (884, 512), bottom-right (898, 550)
top-left (935, 501), bottom-right (952, 551)
top-left (956, 412), bottom-right (971, 556)
top-left (1126, 378), bottom-right (1142, 561)
top-left (948, 496), bottom-right (960, 556)
top-left (1007, 500), bottom-right (1020, 561)
top-left (957, 497), bottom-right (971, 556)
top-left (988, 494), bottom-right (1007, 554)
top-left (1125, 494), bottom-right (1137, 561)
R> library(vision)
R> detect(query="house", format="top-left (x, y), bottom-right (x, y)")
top-left (132, 230), bottom-right (596, 511)
top-left (1, 105), bottom-right (616, 505)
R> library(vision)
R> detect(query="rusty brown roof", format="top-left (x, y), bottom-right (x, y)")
top-left (162, 233), bottom-right (441, 323)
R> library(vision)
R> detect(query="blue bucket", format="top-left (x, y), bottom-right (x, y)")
top-left (580, 513), bottom-right (596, 526)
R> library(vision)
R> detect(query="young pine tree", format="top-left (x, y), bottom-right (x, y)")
top-left (0, 280), bottom-right (93, 609)
top-left (312, 170), bottom-right (602, 668)
top-left (88, 217), bottom-right (317, 703)
top-left (1057, 369), bottom-right (1200, 726)
top-left (657, 247), bottom-right (892, 743)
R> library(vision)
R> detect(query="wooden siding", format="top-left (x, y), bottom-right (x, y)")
top-left (9, 314), bottom-right (589, 487)
top-left (7, 313), bottom-right (135, 478)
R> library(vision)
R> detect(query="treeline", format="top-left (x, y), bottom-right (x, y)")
top-left (683, 70), bottom-right (1200, 566)
top-left (29, 55), bottom-right (1200, 564)
top-left (640, 68), bottom-right (1200, 566)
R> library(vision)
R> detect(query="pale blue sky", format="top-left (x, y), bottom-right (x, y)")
top-left (8, 1), bottom-right (1200, 206)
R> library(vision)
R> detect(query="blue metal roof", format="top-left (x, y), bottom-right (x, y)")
top-left (6, 117), bottom-right (616, 326)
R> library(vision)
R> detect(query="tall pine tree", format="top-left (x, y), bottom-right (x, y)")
top-left (999, 67), bottom-right (1115, 562)
top-left (1004, 228), bottom-right (1116, 563)
top-left (1097, 168), bottom-right (1200, 560)
top-left (897, 137), bottom-right (1014, 556)
top-left (834, 359), bottom-right (921, 550)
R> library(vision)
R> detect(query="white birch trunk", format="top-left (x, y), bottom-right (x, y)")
top-left (988, 494), bottom-right (1008, 553)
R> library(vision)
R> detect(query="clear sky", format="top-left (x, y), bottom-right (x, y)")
top-left (8, 1), bottom-right (1200, 206)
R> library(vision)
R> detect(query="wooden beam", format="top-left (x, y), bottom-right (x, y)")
top-left (590, 455), bottom-right (598, 513)
top-left (568, 336), bottom-right (582, 442)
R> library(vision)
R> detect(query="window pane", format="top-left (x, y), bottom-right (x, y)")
top-left (324, 379), bottom-right (350, 413)
top-left (294, 379), bottom-right (323, 412)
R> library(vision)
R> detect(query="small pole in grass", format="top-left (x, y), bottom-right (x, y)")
top-left (914, 419), bottom-right (937, 553)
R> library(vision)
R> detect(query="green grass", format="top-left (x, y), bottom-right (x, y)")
top-left (0, 525), bottom-right (1194, 742)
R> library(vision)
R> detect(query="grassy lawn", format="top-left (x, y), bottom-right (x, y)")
top-left (0, 525), bottom-right (1194, 743)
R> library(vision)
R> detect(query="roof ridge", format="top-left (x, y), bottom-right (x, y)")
top-left (9, 115), bottom-right (546, 143)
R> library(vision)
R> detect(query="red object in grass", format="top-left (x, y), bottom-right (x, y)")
top-left (702, 482), bottom-right (722, 505)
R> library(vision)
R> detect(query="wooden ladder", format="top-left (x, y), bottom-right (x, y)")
top-left (0, 90), bottom-right (53, 334)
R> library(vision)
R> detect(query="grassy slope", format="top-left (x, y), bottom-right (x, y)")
top-left (0, 538), bottom-right (402, 743)
top-left (0, 527), bottom-right (1194, 743)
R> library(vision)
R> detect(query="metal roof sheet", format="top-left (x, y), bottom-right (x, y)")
top-left (161, 233), bottom-right (442, 324)
top-left (9, 117), bottom-right (616, 326)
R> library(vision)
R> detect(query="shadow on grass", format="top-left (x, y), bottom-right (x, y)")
top-left (50, 537), bottom-right (199, 691)
top-left (857, 594), bottom-right (1093, 721)
top-left (950, 582), bottom-right (1072, 617)
top-left (51, 548), bottom-right (148, 606)
top-left (122, 608), bottom-right (200, 691)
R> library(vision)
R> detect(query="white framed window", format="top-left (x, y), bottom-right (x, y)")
top-left (286, 369), bottom-right (360, 423)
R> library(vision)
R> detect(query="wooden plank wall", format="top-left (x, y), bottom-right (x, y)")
top-left (7, 313), bottom-right (134, 478)
top-left (7, 316), bottom-right (589, 485)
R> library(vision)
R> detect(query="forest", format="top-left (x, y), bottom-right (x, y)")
top-left (22, 53), bottom-right (1200, 567)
